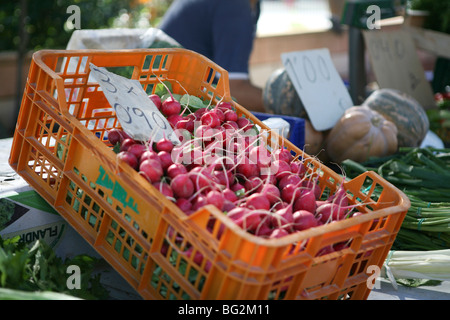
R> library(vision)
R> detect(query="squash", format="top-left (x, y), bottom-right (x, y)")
top-left (325, 106), bottom-right (398, 163)
top-left (263, 68), bottom-right (308, 118)
top-left (303, 119), bottom-right (324, 156)
top-left (362, 88), bottom-right (429, 147)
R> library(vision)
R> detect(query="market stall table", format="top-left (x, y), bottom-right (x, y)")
top-left (0, 136), bottom-right (449, 300)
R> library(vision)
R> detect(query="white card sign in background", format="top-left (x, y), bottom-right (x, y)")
top-left (89, 63), bottom-right (180, 145)
top-left (363, 29), bottom-right (436, 110)
top-left (281, 48), bottom-right (354, 131)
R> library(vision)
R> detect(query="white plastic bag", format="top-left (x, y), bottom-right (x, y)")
top-left (66, 27), bottom-right (181, 50)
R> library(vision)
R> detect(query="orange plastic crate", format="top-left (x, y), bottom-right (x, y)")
top-left (9, 48), bottom-right (410, 300)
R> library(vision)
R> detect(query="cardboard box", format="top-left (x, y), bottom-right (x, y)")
top-left (0, 189), bottom-right (99, 259)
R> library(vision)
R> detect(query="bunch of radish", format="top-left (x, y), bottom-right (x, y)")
top-left (106, 88), bottom-right (360, 242)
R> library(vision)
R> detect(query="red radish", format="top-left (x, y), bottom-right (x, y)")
top-left (117, 151), bottom-right (138, 170)
top-left (249, 145), bottom-right (271, 167)
top-left (290, 160), bottom-right (306, 177)
top-left (140, 150), bottom-right (160, 164)
top-left (127, 143), bottom-right (147, 160)
top-left (191, 194), bottom-right (207, 211)
top-left (245, 193), bottom-right (271, 211)
top-left (189, 167), bottom-right (214, 192)
top-left (184, 247), bottom-right (211, 272)
top-left (271, 205), bottom-right (294, 232)
top-left (273, 201), bottom-right (289, 211)
top-left (236, 158), bottom-right (259, 178)
top-left (227, 207), bottom-right (262, 231)
top-left (260, 172), bottom-right (277, 185)
top-left (222, 120), bottom-right (239, 132)
top-left (153, 181), bottom-right (174, 199)
top-left (254, 221), bottom-right (273, 237)
top-left (315, 202), bottom-right (349, 223)
top-left (293, 210), bottom-right (318, 231)
top-left (222, 199), bottom-right (236, 212)
top-left (281, 184), bottom-right (302, 203)
top-left (161, 96), bottom-right (181, 116)
top-left (194, 107), bottom-right (207, 119)
top-left (212, 170), bottom-right (232, 188)
top-left (244, 176), bottom-right (263, 192)
top-left (210, 156), bottom-right (232, 171)
top-left (278, 173), bottom-right (302, 190)
top-left (216, 101), bottom-right (233, 110)
top-left (176, 198), bottom-right (192, 212)
top-left (158, 151), bottom-right (173, 170)
top-left (270, 160), bottom-right (291, 180)
top-left (206, 190), bottom-right (225, 211)
top-left (269, 228), bottom-right (290, 239)
top-left (171, 173), bottom-right (194, 198)
top-left (293, 190), bottom-right (317, 213)
top-left (303, 179), bottom-right (321, 200)
top-left (176, 116), bottom-right (195, 133)
top-left (231, 182), bottom-right (245, 195)
top-left (327, 184), bottom-right (349, 208)
top-left (167, 114), bottom-right (183, 128)
top-left (236, 117), bottom-right (252, 131)
top-left (317, 245), bottom-right (335, 256)
top-left (223, 188), bottom-right (239, 203)
top-left (260, 183), bottom-right (281, 205)
top-left (224, 109), bottom-right (238, 122)
top-left (333, 241), bottom-right (350, 251)
top-left (351, 211), bottom-right (364, 218)
top-left (201, 111), bottom-right (221, 128)
top-left (107, 128), bottom-right (125, 145)
top-left (139, 159), bottom-right (163, 183)
top-left (212, 108), bottom-right (225, 123)
top-left (148, 94), bottom-right (162, 110)
top-left (156, 138), bottom-right (173, 152)
top-left (273, 148), bottom-right (292, 163)
top-left (119, 138), bottom-right (136, 152)
top-left (195, 124), bottom-right (215, 141)
top-left (166, 163), bottom-right (188, 179)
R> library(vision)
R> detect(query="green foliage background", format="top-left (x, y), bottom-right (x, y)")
top-left (408, 0), bottom-right (450, 34)
top-left (0, 0), bottom-right (135, 51)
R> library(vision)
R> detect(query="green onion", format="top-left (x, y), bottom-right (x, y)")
top-left (341, 147), bottom-right (450, 251)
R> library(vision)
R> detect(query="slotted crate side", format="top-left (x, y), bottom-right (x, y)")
top-left (9, 49), bottom-right (410, 300)
top-left (179, 168), bottom-right (408, 300)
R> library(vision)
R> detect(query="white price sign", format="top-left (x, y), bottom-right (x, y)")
top-left (89, 63), bottom-right (180, 144)
top-left (363, 29), bottom-right (435, 109)
top-left (281, 48), bottom-right (353, 131)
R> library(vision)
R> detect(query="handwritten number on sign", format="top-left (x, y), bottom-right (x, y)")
top-left (394, 38), bottom-right (405, 59)
top-left (131, 107), bottom-right (155, 130)
top-left (303, 56), bottom-right (316, 83)
top-left (371, 37), bottom-right (405, 61)
top-left (282, 48), bottom-right (353, 131)
top-left (318, 55), bottom-right (330, 81)
top-left (285, 55), bottom-right (331, 90)
top-left (152, 112), bottom-right (167, 130)
top-left (114, 103), bottom-right (132, 124)
top-left (91, 66), bottom-right (117, 93)
top-left (285, 57), bottom-right (302, 90)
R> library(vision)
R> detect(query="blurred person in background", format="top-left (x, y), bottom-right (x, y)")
top-left (158, 0), bottom-right (265, 112)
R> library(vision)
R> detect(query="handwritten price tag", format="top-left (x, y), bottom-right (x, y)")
top-left (281, 48), bottom-right (353, 131)
top-left (363, 29), bottom-right (435, 109)
top-left (89, 63), bottom-right (180, 144)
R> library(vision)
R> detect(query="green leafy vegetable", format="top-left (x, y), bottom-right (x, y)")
top-left (154, 81), bottom-right (173, 98)
top-left (0, 236), bottom-right (109, 300)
